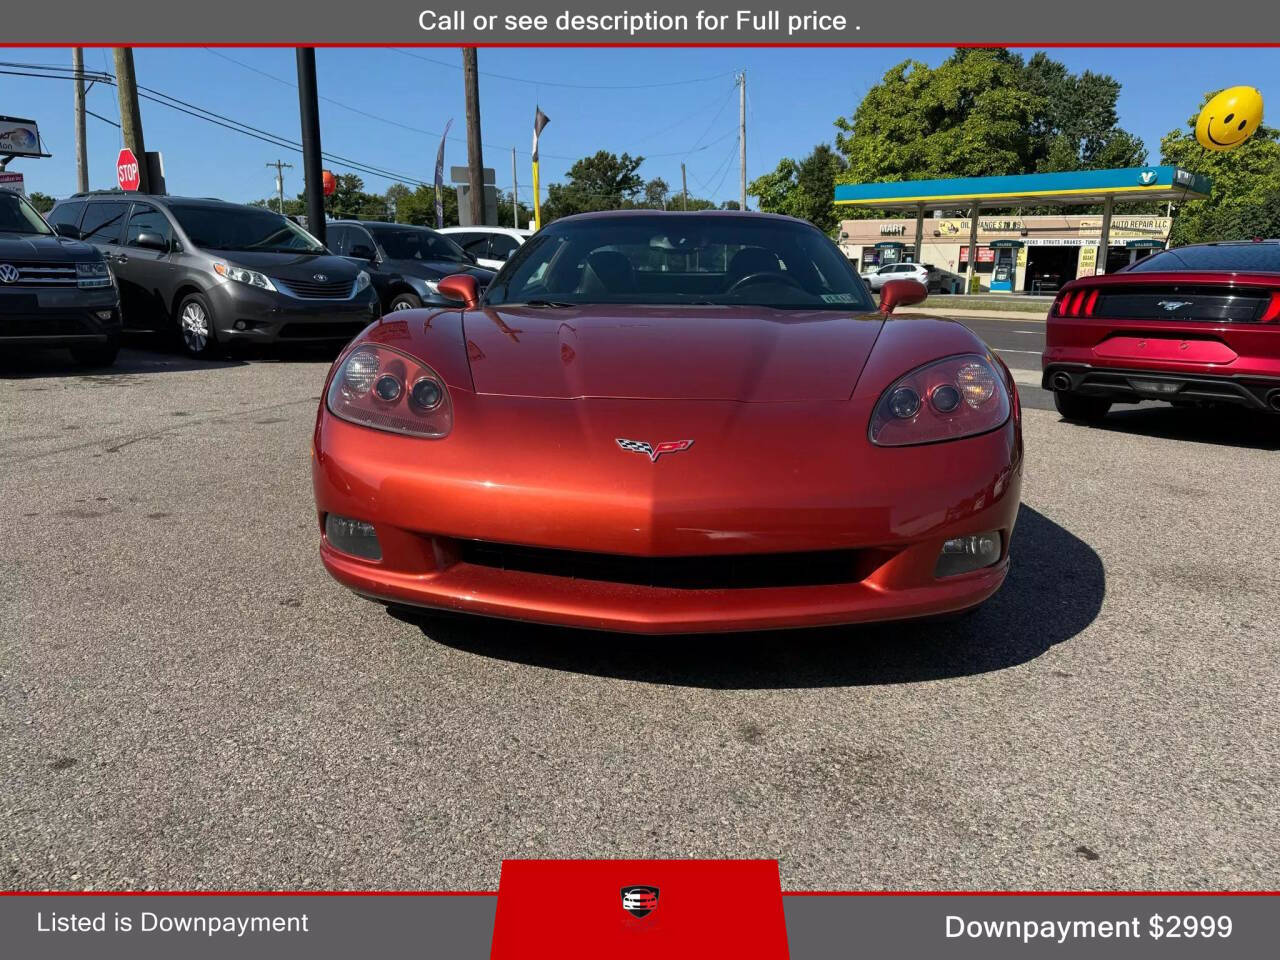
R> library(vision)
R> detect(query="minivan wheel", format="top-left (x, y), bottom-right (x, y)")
top-left (176, 292), bottom-right (221, 360)
top-left (71, 337), bottom-right (120, 368)
top-left (1053, 389), bottom-right (1111, 423)
top-left (389, 292), bottom-right (422, 312)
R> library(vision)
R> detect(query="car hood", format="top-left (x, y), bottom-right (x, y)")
top-left (0, 232), bottom-right (98, 261)
top-left (218, 250), bottom-right (360, 280)
top-left (462, 305), bottom-right (885, 402)
top-left (383, 257), bottom-right (495, 283)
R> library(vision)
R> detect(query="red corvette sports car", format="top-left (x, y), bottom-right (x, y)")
top-left (311, 212), bottom-right (1023, 634)
top-left (1043, 240), bottom-right (1280, 421)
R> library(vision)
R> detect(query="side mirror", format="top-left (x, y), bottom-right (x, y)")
top-left (879, 278), bottom-right (928, 315)
top-left (134, 231), bottom-right (169, 252)
top-left (349, 243), bottom-right (377, 261)
top-left (437, 273), bottom-right (479, 309)
top-left (54, 222), bottom-right (81, 239)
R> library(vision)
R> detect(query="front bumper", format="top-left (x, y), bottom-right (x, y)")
top-left (311, 395), bottom-right (1023, 634)
top-left (208, 281), bottom-right (381, 343)
top-left (0, 287), bottom-right (122, 347)
top-left (1043, 363), bottom-right (1280, 411)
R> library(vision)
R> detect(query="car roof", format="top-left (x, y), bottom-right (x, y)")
top-left (553, 209), bottom-right (801, 225)
top-left (333, 219), bottom-right (437, 229)
top-left (58, 192), bottom-right (256, 211)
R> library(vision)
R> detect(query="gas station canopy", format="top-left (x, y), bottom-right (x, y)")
top-left (833, 166), bottom-right (1211, 283)
top-left (833, 166), bottom-right (1211, 211)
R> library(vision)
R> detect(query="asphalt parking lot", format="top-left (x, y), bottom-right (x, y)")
top-left (2, 319), bottom-right (1278, 893)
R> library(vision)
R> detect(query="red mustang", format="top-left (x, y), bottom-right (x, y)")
top-left (311, 212), bottom-right (1022, 634)
top-left (1043, 240), bottom-right (1280, 422)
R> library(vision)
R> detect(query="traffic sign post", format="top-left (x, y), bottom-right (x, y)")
top-left (116, 147), bottom-right (140, 192)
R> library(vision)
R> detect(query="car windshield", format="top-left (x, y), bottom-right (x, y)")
top-left (486, 215), bottom-right (875, 311)
top-left (0, 191), bottom-right (54, 236)
top-left (168, 203), bottom-right (325, 254)
top-left (1126, 243), bottom-right (1280, 273)
top-left (369, 225), bottom-right (469, 262)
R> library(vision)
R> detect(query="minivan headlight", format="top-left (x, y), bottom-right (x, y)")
top-left (213, 262), bottom-right (276, 292)
top-left (76, 261), bottom-right (113, 288)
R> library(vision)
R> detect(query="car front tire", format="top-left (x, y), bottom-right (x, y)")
top-left (1054, 389), bottom-right (1111, 423)
top-left (175, 292), bottom-right (222, 360)
top-left (389, 292), bottom-right (423, 312)
top-left (71, 337), bottom-right (120, 368)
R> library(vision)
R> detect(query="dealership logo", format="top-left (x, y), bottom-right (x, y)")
top-left (313, 273), bottom-right (328, 282)
top-left (620, 885), bottom-right (659, 919)
top-left (0, 263), bottom-right (20, 284)
top-left (1158, 300), bottom-right (1193, 311)
top-left (616, 438), bottom-right (694, 462)
top-left (1138, 170), bottom-right (1158, 185)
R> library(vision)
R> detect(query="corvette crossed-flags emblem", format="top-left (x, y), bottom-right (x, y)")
top-left (616, 438), bottom-right (694, 462)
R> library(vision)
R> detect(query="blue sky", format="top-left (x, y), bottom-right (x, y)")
top-left (4, 47), bottom-right (1278, 207)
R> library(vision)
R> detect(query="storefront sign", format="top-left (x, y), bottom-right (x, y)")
top-left (957, 246), bottom-right (996, 264)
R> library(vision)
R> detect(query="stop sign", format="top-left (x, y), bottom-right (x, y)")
top-left (116, 148), bottom-right (140, 191)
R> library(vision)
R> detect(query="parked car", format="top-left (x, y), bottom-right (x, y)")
top-left (327, 220), bottom-right (495, 312)
top-left (1042, 239), bottom-right (1280, 422)
top-left (47, 192), bottom-right (381, 359)
top-left (0, 188), bottom-right (120, 366)
top-left (313, 211), bottom-right (1022, 633)
top-left (862, 261), bottom-right (931, 292)
top-left (438, 226), bottom-right (531, 271)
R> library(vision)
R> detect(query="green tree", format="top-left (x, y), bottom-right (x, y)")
top-left (27, 191), bottom-right (56, 214)
top-left (1160, 95), bottom-right (1280, 245)
top-left (543, 151), bottom-right (645, 220)
top-left (832, 49), bottom-right (1146, 217)
top-left (749, 144), bottom-right (848, 232)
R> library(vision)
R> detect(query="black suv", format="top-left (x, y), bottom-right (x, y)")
top-left (0, 188), bottom-right (120, 366)
top-left (48, 192), bottom-right (381, 359)
top-left (327, 220), bottom-right (495, 313)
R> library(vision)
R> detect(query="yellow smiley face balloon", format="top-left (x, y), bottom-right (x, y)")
top-left (1196, 86), bottom-right (1264, 151)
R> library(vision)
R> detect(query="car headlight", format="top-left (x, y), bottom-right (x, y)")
top-left (355, 270), bottom-right (371, 293)
top-left (869, 353), bottom-right (1011, 447)
top-left (76, 260), bottom-right (113, 288)
top-left (213, 262), bottom-right (276, 292)
top-left (326, 343), bottom-right (453, 439)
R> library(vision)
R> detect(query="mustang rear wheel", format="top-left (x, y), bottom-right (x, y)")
top-left (1054, 389), bottom-right (1111, 423)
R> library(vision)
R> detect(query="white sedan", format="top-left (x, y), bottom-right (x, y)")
top-left (437, 226), bottom-right (531, 271)
top-left (861, 261), bottom-right (931, 292)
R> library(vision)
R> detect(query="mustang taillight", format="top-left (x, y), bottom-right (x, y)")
top-left (869, 354), bottom-right (1012, 447)
top-left (1054, 287), bottom-right (1100, 318)
top-left (326, 343), bottom-right (453, 438)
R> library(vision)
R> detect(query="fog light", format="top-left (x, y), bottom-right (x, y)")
top-left (936, 531), bottom-right (1001, 578)
top-left (234, 320), bottom-right (248, 331)
top-left (325, 514), bottom-right (382, 561)
top-left (94, 310), bottom-right (115, 320)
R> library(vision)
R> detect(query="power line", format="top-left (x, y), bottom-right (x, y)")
top-left (391, 48), bottom-right (735, 91)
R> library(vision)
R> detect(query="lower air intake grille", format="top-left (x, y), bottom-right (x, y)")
top-left (456, 541), bottom-right (874, 590)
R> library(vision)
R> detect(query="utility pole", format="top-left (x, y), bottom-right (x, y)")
top-left (296, 48), bottom-right (326, 245)
top-left (511, 146), bottom-right (518, 229)
top-left (266, 159), bottom-right (293, 214)
top-left (72, 48), bottom-right (89, 193)
top-left (738, 71), bottom-right (747, 211)
top-left (462, 48), bottom-right (485, 226)
top-left (681, 162), bottom-right (688, 211)
top-left (112, 48), bottom-right (149, 193)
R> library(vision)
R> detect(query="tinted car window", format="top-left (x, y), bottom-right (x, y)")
top-left (79, 200), bottom-right (130, 245)
top-left (0, 191), bottom-right (55, 235)
top-left (124, 203), bottom-right (172, 246)
top-left (487, 216), bottom-right (876, 311)
top-left (168, 203), bottom-right (325, 253)
top-left (46, 200), bottom-right (86, 235)
top-left (489, 234), bottom-right (520, 260)
top-left (369, 225), bottom-right (468, 262)
top-left (327, 225), bottom-right (351, 256)
top-left (1127, 243), bottom-right (1280, 273)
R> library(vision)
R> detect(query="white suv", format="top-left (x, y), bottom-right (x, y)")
top-left (438, 226), bottom-right (531, 271)
top-left (861, 261), bottom-right (931, 292)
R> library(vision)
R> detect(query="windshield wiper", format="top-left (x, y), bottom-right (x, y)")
top-left (509, 299), bottom-right (575, 308)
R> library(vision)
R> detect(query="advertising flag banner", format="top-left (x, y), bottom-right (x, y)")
top-left (435, 118), bottom-right (453, 229)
